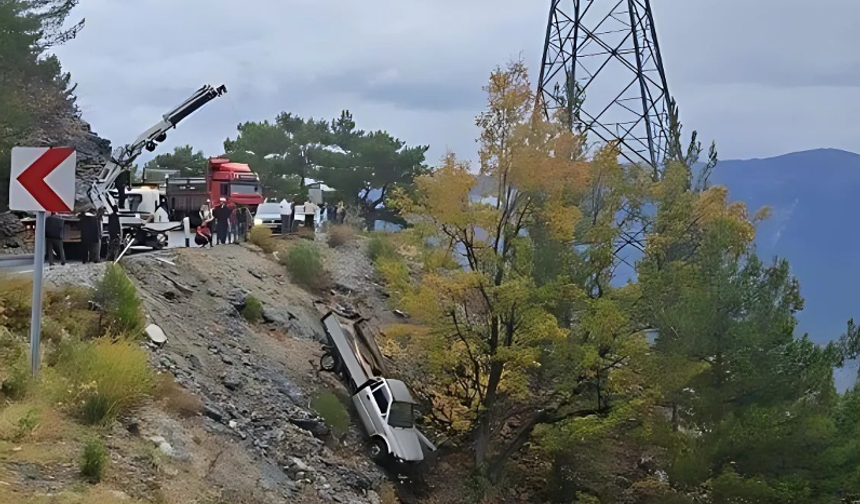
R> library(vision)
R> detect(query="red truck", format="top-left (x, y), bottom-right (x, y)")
top-left (165, 157), bottom-right (264, 225)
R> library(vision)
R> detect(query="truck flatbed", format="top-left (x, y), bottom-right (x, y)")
top-left (321, 312), bottom-right (369, 390)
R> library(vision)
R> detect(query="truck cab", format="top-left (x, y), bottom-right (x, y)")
top-left (208, 158), bottom-right (263, 212)
top-left (122, 186), bottom-right (164, 216)
top-left (353, 378), bottom-right (424, 463)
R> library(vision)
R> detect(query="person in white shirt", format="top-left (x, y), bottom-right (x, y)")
top-left (303, 200), bottom-right (318, 229)
top-left (279, 198), bottom-right (292, 234)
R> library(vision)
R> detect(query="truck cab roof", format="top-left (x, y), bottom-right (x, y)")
top-left (385, 379), bottom-right (418, 405)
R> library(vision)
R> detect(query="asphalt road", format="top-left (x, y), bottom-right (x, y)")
top-left (0, 230), bottom-right (194, 274)
top-left (0, 254), bottom-right (35, 274)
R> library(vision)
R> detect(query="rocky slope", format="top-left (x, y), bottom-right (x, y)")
top-left (32, 237), bottom-right (409, 503)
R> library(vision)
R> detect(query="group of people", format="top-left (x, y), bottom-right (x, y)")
top-left (276, 198), bottom-right (346, 234)
top-left (44, 205), bottom-right (123, 267)
top-left (43, 196), bottom-right (348, 265)
top-left (195, 197), bottom-right (250, 247)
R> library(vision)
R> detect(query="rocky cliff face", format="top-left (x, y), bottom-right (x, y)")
top-left (0, 115), bottom-right (112, 252)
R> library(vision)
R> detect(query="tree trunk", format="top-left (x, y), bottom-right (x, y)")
top-left (475, 358), bottom-right (504, 468)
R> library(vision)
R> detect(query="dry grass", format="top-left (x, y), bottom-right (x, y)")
top-left (153, 375), bottom-right (204, 419)
top-left (248, 226), bottom-right (276, 253)
top-left (0, 487), bottom-right (149, 504)
top-left (48, 338), bottom-right (154, 425)
top-left (379, 482), bottom-right (401, 504)
top-left (326, 224), bottom-right (356, 247)
top-left (0, 399), bottom-right (73, 444)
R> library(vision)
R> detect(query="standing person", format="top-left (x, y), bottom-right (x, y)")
top-left (279, 198), bottom-right (292, 235)
top-left (212, 197), bottom-right (231, 245)
top-left (116, 170), bottom-right (131, 209)
top-left (336, 201), bottom-right (346, 224)
top-left (199, 200), bottom-right (212, 226)
top-left (303, 199), bottom-right (318, 230)
top-left (236, 206), bottom-right (249, 242)
top-left (107, 205), bottom-right (122, 261)
top-left (45, 212), bottom-right (66, 266)
top-left (80, 211), bottom-right (99, 264)
top-left (227, 201), bottom-right (238, 243)
top-left (95, 207), bottom-right (105, 261)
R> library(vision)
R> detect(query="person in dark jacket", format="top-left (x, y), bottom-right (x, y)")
top-left (94, 207), bottom-right (105, 260)
top-left (236, 206), bottom-right (248, 242)
top-left (107, 205), bottom-right (122, 261)
top-left (45, 212), bottom-right (65, 266)
top-left (212, 197), bottom-right (232, 245)
top-left (79, 211), bottom-right (100, 264)
top-left (116, 170), bottom-right (131, 209)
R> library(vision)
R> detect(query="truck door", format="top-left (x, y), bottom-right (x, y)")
top-left (354, 387), bottom-right (378, 435)
top-left (369, 383), bottom-right (392, 433)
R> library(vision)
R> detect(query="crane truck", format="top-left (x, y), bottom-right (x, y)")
top-left (40, 84), bottom-right (228, 249)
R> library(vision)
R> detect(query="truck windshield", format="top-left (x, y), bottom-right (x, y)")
top-left (125, 194), bottom-right (143, 212)
top-left (231, 183), bottom-right (260, 195)
top-left (387, 402), bottom-right (414, 429)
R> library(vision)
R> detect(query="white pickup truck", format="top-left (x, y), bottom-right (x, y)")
top-left (320, 313), bottom-right (436, 463)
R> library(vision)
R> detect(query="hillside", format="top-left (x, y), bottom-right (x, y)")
top-left (0, 234), bottom-right (407, 504)
top-left (711, 148), bottom-right (860, 390)
top-left (712, 148), bottom-right (860, 341)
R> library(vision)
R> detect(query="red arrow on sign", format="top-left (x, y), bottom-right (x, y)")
top-left (16, 147), bottom-right (74, 212)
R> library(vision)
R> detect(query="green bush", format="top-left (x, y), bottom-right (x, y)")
top-left (367, 234), bottom-right (396, 261)
top-left (94, 264), bottom-right (144, 338)
top-left (241, 296), bottom-right (263, 323)
top-left (0, 329), bottom-right (31, 400)
top-left (311, 391), bottom-right (350, 438)
top-left (280, 241), bottom-right (324, 288)
top-left (0, 275), bottom-right (34, 332)
top-left (53, 337), bottom-right (154, 425)
top-left (80, 437), bottom-right (108, 483)
top-left (249, 226), bottom-right (275, 253)
top-left (1, 359), bottom-right (31, 401)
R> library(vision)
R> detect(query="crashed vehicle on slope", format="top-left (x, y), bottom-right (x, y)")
top-left (320, 312), bottom-right (436, 463)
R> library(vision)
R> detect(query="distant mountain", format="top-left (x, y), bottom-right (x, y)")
top-left (711, 149), bottom-right (860, 390)
top-left (471, 149), bottom-right (860, 389)
top-left (712, 148), bottom-right (860, 344)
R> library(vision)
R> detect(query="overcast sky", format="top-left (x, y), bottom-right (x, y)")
top-left (52, 0), bottom-right (859, 168)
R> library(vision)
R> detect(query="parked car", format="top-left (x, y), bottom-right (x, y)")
top-left (253, 202), bottom-right (282, 232)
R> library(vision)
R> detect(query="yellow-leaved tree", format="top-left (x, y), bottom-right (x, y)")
top-left (388, 59), bottom-right (651, 482)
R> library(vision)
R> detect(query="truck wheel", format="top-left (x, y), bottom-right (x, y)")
top-left (369, 437), bottom-right (388, 462)
top-left (155, 232), bottom-right (169, 249)
top-left (320, 352), bottom-right (337, 372)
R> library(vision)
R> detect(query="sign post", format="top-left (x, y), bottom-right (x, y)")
top-left (9, 147), bottom-right (76, 377)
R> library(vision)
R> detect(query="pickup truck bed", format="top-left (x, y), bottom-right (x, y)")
top-left (321, 312), bottom-right (369, 390)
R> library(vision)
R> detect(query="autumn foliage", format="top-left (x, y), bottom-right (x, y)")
top-left (379, 57), bottom-right (860, 503)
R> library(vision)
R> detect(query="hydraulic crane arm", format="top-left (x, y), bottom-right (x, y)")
top-left (86, 84), bottom-right (228, 213)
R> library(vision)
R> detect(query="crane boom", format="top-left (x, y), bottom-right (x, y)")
top-left (86, 84), bottom-right (228, 213)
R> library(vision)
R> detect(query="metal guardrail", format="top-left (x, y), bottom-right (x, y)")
top-left (0, 254), bottom-right (35, 270)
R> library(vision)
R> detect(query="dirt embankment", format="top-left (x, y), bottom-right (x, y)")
top-left (116, 241), bottom-right (396, 503)
top-left (1, 231), bottom-right (419, 504)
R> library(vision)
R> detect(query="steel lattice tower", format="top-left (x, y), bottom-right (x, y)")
top-left (538, 0), bottom-right (672, 174)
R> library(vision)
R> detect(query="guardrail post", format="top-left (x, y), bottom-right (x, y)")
top-left (183, 217), bottom-right (190, 247)
top-left (29, 211), bottom-right (46, 377)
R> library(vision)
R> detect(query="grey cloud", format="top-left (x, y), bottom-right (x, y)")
top-left (51, 0), bottom-right (860, 166)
